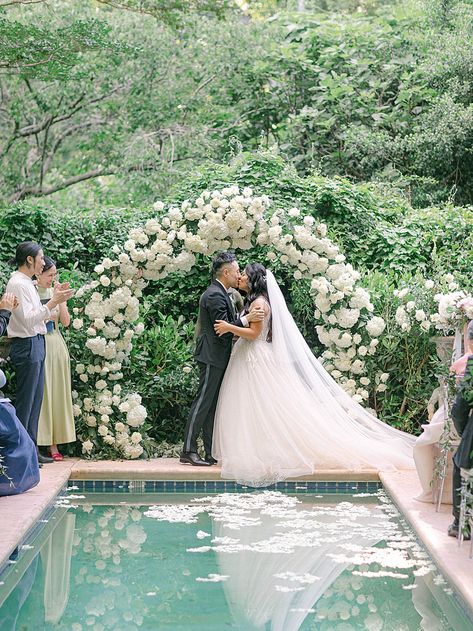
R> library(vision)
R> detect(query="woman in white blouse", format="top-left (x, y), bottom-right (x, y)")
top-left (6, 242), bottom-right (73, 464)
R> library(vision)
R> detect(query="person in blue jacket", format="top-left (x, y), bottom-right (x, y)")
top-left (0, 368), bottom-right (40, 496)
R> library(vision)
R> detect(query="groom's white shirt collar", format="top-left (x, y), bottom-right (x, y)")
top-left (216, 279), bottom-right (229, 293)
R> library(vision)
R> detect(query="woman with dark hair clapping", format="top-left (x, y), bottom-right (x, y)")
top-left (36, 256), bottom-right (76, 460)
top-left (5, 242), bottom-right (73, 465)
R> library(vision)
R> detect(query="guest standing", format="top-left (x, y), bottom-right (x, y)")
top-left (449, 324), bottom-right (473, 540)
top-left (5, 242), bottom-right (73, 465)
top-left (36, 256), bottom-right (76, 460)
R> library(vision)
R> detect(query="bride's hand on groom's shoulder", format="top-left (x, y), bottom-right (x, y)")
top-left (247, 305), bottom-right (264, 323)
top-left (214, 320), bottom-right (230, 337)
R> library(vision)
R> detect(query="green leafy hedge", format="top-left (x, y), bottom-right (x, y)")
top-left (1, 152), bottom-right (472, 449)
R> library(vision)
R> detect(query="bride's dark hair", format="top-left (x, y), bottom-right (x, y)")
top-left (244, 262), bottom-right (269, 308)
top-left (244, 263), bottom-right (272, 341)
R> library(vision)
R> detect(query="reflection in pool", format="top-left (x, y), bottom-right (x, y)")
top-left (0, 489), bottom-right (471, 630)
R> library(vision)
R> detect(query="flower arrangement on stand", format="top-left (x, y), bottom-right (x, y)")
top-left (393, 273), bottom-right (473, 339)
top-left (70, 186), bottom-right (388, 458)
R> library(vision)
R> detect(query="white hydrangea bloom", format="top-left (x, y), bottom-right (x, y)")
top-left (366, 316), bottom-right (386, 337)
top-left (395, 306), bottom-right (409, 328)
top-left (334, 307), bottom-right (360, 329)
top-left (72, 318), bottom-right (83, 330)
top-left (82, 440), bottom-right (93, 454)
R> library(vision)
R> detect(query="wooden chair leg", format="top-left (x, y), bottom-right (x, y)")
top-left (435, 454), bottom-right (448, 512)
top-left (458, 477), bottom-right (468, 547)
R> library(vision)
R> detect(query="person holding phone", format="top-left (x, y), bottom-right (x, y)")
top-left (36, 256), bottom-right (76, 460)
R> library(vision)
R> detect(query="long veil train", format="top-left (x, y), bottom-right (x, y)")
top-left (266, 269), bottom-right (415, 462)
top-left (213, 270), bottom-right (414, 486)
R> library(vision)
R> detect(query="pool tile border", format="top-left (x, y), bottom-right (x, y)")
top-left (69, 479), bottom-right (381, 494)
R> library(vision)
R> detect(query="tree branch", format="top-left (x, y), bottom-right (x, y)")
top-left (8, 155), bottom-right (204, 201)
top-left (0, 0), bottom-right (46, 7)
top-left (17, 83), bottom-right (126, 137)
top-left (42, 118), bottom-right (106, 175)
top-left (95, 0), bottom-right (158, 19)
top-left (181, 74), bottom-right (216, 124)
top-left (0, 54), bottom-right (55, 71)
top-left (9, 167), bottom-right (114, 201)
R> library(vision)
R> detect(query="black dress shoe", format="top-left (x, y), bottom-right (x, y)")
top-left (179, 452), bottom-right (211, 466)
top-left (205, 456), bottom-right (218, 465)
top-left (447, 522), bottom-right (459, 538)
top-left (447, 521), bottom-right (471, 540)
top-left (37, 451), bottom-right (54, 464)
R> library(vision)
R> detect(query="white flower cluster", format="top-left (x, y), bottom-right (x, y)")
top-left (432, 290), bottom-right (472, 332)
top-left (310, 270), bottom-right (383, 400)
top-left (73, 268), bottom-right (146, 457)
top-left (73, 185), bottom-right (387, 454)
top-left (393, 274), bottom-right (472, 335)
top-left (252, 206), bottom-right (383, 400)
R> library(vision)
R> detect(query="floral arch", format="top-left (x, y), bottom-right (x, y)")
top-left (71, 186), bottom-right (387, 458)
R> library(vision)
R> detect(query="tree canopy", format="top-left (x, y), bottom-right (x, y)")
top-left (0, 0), bottom-right (472, 207)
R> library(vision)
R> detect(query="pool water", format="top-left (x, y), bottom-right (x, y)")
top-left (0, 489), bottom-right (472, 630)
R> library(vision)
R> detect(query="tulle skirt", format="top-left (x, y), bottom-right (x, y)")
top-left (213, 338), bottom-right (414, 487)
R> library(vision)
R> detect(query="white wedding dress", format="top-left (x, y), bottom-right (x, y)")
top-left (212, 270), bottom-right (415, 487)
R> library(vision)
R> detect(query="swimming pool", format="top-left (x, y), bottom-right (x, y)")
top-left (0, 482), bottom-right (472, 630)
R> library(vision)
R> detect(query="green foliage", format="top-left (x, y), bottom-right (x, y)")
top-left (170, 151), bottom-right (473, 277)
top-left (0, 11), bottom-right (122, 79)
top-left (128, 308), bottom-right (197, 445)
top-left (0, 202), bottom-right (144, 288)
top-left (362, 272), bottom-right (438, 432)
top-left (96, 0), bottom-right (237, 25)
top-left (222, 3), bottom-right (473, 206)
top-left (0, 2), bottom-right (274, 205)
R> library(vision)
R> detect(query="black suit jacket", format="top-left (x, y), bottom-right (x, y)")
top-left (451, 354), bottom-right (473, 469)
top-left (194, 280), bottom-right (243, 369)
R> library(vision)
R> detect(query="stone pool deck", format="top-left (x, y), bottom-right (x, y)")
top-left (1, 459), bottom-right (472, 615)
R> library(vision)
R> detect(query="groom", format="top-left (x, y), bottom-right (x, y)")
top-left (180, 252), bottom-right (263, 466)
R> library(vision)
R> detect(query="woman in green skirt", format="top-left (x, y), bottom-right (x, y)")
top-left (36, 256), bottom-right (76, 460)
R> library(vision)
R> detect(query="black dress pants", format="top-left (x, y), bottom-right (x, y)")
top-left (9, 335), bottom-right (45, 445)
top-left (183, 361), bottom-right (225, 455)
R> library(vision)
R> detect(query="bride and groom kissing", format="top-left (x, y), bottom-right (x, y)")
top-left (181, 251), bottom-right (415, 487)
top-left (180, 252), bottom-right (264, 467)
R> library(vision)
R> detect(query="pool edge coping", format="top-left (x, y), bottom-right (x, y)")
top-left (380, 470), bottom-right (473, 620)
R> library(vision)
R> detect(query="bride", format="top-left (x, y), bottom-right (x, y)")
top-left (212, 263), bottom-right (415, 487)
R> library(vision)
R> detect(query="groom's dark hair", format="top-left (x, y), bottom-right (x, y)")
top-left (212, 251), bottom-right (236, 277)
